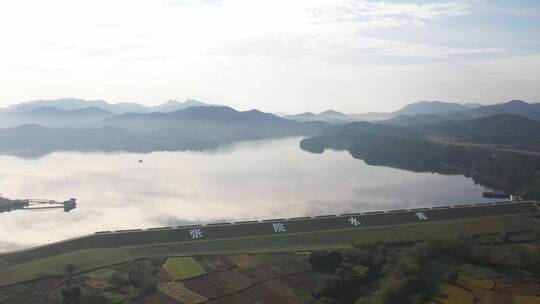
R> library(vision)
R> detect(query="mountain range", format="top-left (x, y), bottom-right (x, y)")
top-left (299, 116), bottom-right (540, 198)
top-left (394, 100), bottom-right (480, 116)
top-left (284, 110), bottom-right (353, 123)
top-left (0, 97), bottom-right (539, 157)
top-left (303, 114), bottom-right (536, 153)
top-left (0, 104), bottom-right (329, 157)
top-left (467, 100), bottom-right (540, 120)
top-left (99, 106), bottom-right (327, 135)
top-left (0, 98), bottom-right (216, 128)
top-left (0, 98), bottom-right (214, 114)
top-left (0, 107), bottom-right (116, 128)
top-left (285, 100), bottom-right (483, 123)
top-left (422, 113), bottom-right (540, 151)
top-left (382, 100), bottom-right (540, 127)
top-left (3, 98), bottom-right (538, 126)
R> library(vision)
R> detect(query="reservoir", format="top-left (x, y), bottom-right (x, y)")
top-left (0, 137), bottom-right (498, 251)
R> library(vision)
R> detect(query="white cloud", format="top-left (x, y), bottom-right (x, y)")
top-left (0, 0), bottom-right (535, 112)
top-left (197, 1), bottom-right (499, 65)
top-left (307, 1), bottom-right (470, 27)
top-left (165, 0), bottom-right (222, 6)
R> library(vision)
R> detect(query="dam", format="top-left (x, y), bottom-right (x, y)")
top-left (1, 200), bottom-right (538, 266)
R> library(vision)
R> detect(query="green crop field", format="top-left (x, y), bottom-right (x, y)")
top-left (163, 257), bottom-right (207, 280)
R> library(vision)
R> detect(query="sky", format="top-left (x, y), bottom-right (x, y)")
top-left (0, 0), bottom-right (539, 113)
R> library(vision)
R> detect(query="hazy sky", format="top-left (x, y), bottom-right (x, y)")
top-left (0, 0), bottom-right (539, 113)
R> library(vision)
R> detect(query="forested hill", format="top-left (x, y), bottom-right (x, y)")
top-left (423, 114), bottom-right (540, 150)
top-left (299, 121), bottom-right (419, 153)
top-left (300, 119), bottom-right (540, 199)
top-left (381, 100), bottom-right (540, 127)
top-left (467, 100), bottom-right (540, 120)
top-left (394, 100), bottom-right (475, 115)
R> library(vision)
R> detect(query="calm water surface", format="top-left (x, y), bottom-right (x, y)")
top-left (0, 137), bottom-right (497, 251)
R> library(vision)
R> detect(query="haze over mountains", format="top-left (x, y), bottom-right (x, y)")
top-left (284, 110), bottom-right (353, 124)
top-left (0, 98), bottom-right (215, 128)
top-left (393, 100), bottom-right (481, 115)
top-left (422, 114), bottom-right (540, 151)
top-left (3, 97), bottom-right (538, 126)
top-left (382, 100), bottom-right (540, 127)
top-left (0, 97), bottom-right (538, 157)
top-left (284, 100), bottom-right (480, 124)
top-left (0, 98), bottom-right (214, 115)
top-left (288, 100), bottom-right (540, 126)
top-left (0, 98), bottom-right (329, 156)
top-left (0, 107), bottom-right (115, 128)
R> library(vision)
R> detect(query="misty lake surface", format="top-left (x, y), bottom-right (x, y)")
top-left (0, 137), bottom-right (498, 252)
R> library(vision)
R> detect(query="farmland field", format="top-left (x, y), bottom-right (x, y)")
top-left (0, 225), bottom-right (539, 304)
top-left (159, 282), bottom-right (207, 303)
top-left (163, 257), bottom-right (207, 280)
top-left (435, 285), bottom-right (475, 304)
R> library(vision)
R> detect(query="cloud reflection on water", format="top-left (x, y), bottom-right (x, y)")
top-left (0, 137), bottom-right (493, 251)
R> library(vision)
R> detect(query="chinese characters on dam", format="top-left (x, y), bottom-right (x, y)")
top-left (349, 217), bottom-right (361, 226)
top-left (415, 212), bottom-right (428, 221)
top-left (185, 213), bottom-right (436, 241)
top-left (272, 223), bottom-right (286, 233)
top-left (190, 228), bottom-right (203, 239)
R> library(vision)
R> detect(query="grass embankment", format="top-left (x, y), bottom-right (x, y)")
top-left (0, 214), bottom-right (537, 287)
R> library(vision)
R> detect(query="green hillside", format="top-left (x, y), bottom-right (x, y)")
top-left (424, 114), bottom-right (540, 150)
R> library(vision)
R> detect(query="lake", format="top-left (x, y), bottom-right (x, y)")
top-left (0, 137), bottom-right (497, 252)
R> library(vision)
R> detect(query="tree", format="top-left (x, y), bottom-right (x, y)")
top-left (309, 251), bottom-right (344, 272)
top-left (62, 264), bottom-right (81, 304)
top-left (62, 287), bottom-right (81, 304)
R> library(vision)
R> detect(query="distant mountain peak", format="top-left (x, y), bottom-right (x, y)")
top-left (466, 100), bottom-right (540, 121)
top-left (464, 103), bottom-right (482, 108)
top-left (506, 100), bottom-right (528, 105)
top-left (285, 109), bottom-right (351, 123)
top-left (1, 98), bottom-right (148, 114)
top-left (395, 100), bottom-right (472, 115)
top-left (417, 100), bottom-right (443, 104)
top-left (150, 99), bottom-right (212, 112)
top-left (320, 109), bottom-right (346, 116)
top-left (1, 97), bottom-right (216, 115)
